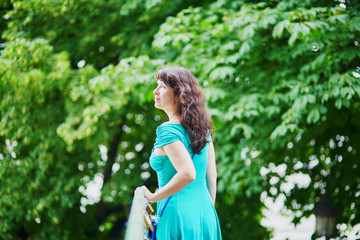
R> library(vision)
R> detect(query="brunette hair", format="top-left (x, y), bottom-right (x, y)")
top-left (156, 66), bottom-right (213, 154)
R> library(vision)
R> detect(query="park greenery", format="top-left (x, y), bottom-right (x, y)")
top-left (1, 0), bottom-right (359, 239)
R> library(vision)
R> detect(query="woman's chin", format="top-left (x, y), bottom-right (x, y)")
top-left (154, 103), bottom-right (161, 109)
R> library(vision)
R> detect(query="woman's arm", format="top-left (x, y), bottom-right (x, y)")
top-left (142, 140), bottom-right (196, 203)
top-left (206, 140), bottom-right (217, 204)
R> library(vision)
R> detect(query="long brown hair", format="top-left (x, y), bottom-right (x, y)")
top-left (156, 66), bottom-right (212, 154)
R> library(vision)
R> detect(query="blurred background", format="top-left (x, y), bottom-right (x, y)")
top-left (0, 0), bottom-right (359, 239)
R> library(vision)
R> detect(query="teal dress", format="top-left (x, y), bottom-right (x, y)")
top-left (149, 124), bottom-right (222, 240)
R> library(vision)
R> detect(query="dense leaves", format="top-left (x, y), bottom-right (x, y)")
top-left (1, 0), bottom-right (360, 239)
top-left (0, 39), bottom-right (83, 239)
top-left (0, 38), bottom-right (165, 239)
top-left (152, 0), bottom-right (360, 237)
top-left (3, 0), bottom-right (213, 69)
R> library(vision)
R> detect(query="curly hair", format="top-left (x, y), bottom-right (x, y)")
top-left (156, 66), bottom-right (213, 154)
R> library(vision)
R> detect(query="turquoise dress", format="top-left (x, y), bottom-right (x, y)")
top-left (149, 124), bottom-right (222, 240)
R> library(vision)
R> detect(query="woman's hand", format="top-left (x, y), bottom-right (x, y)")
top-left (140, 185), bottom-right (155, 203)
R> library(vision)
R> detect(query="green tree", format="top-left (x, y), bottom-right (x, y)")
top-left (0, 1), bottom-right (219, 239)
top-left (2, 0), bottom-right (360, 239)
top-left (56, 55), bottom-right (167, 239)
top-left (3, 0), bottom-right (215, 69)
top-left (0, 37), bottom-right (166, 239)
top-left (0, 38), bottom-right (84, 239)
top-left (153, 0), bottom-right (360, 237)
top-left (0, 0), bottom-right (12, 46)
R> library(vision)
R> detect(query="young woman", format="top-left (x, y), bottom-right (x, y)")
top-left (140, 66), bottom-right (222, 239)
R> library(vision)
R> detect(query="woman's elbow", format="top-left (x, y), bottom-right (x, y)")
top-left (207, 170), bottom-right (217, 180)
top-left (183, 170), bottom-right (196, 183)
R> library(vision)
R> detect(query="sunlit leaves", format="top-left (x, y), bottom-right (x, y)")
top-left (0, 36), bottom-right (167, 239)
top-left (209, 66), bottom-right (236, 81)
top-left (1, 0), bottom-right (360, 239)
top-left (153, 0), bottom-right (360, 237)
top-left (4, 0), bottom-right (206, 69)
top-left (0, 38), bottom-right (82, 239)
top-left (273, 20), bottom-right (289, 38)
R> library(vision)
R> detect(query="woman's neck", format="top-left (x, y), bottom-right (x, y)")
top-left (166, 111), bottom-right (181, 124)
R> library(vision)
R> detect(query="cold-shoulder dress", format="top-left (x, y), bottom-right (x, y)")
top-left (149, 123), bottom-right (222, 240)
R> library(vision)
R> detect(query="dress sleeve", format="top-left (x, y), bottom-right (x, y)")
top-left (207, 132), bottom-right (212, 142)
top-left (154, 125), bottom-right (182, 148)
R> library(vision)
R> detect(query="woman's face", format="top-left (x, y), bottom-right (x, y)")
top-left (153, 80), bottom-right (177, 111)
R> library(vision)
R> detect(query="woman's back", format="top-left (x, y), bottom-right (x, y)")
top-left (150, 124), bottom-right (222, 240)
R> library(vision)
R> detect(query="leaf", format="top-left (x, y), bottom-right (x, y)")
top-left (230, 123), bottom-right (254, 139)
top-left (207, 88), bottom-right (227, 101)
top-left (89, 74), bottom-right (111, 93)
top-left (239, 41), bottom-right (251, 56)
top-left (242, 124), bottom-right (254, 139)
top-left (306, 107), bottom-right (320, 124)
top-left (298, 23), bottom-right (310, 37)
top-left (270, 123), bottom-right (298, 140)
top-left (288, 30), bottom-right (298, 46)
top-left (242, 25), bottom-right (255, 39)
top-left (270, 124), bottom-right (287, 139)
top-left (335, 98), bottom-right (342, 109)
top-left (209, 66), bottom-right (236, 81)
top-left (219, 41), bottom-right (238, 54)
top-left (272, 20), bottom-right (288, 38)
top-left (311, 53), bottom-right (326, 70)
top-left (225, 53), bottom-right (241, 64)
top-left (321, 91), bottom-right (329, 103)
top-left (353, 85), bottom-right (360, 97)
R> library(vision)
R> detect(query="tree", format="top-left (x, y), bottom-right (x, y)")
top-left (56, 55), bottom-right (167, 239)
top-left (3, 0), bottom-right (215, 69)
top-left (2, 0), bottom-right (359, 239)
top-left (0, 1), bottom-right (219, 239)
top-left (0, 0), bottom-right (12, 47)
top-left (152, 0), bottom-right (360, 237)
top-left (0, 38), bottom-right (85, 239)
top-left (0, 37), bottom-right (167, 239)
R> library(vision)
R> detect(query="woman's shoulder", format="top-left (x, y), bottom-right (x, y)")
top-left (157, 122), bottom-right (190, 137)
top-left (158, 122), bottom-right (183, 129)
top-left (154, 123), bottom-right (190, 148)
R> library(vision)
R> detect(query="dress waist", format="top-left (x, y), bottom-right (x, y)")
top-left (159, 179), bottom-right (206, 188)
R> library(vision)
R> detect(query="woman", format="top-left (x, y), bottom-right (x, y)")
top-left (141, 66), bottom-right (222, 239)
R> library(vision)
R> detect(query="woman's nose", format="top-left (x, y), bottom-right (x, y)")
top-left (153, 86), bottom-right (159, 95)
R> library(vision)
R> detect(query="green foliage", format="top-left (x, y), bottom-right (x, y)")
top-left (3, 0), bottom-right (214, 69)
top-left (216, 192), bottom-right (269, 239)
top-left (1, 0), bottom-right (360, 239)
top-left (0, 38), bottom-right (85, 239)
top-left (153, 0), bottom-right (360, 237)
top-left (0, 37), bottom-right (165, 239)
top-left (0, 0), bottom-right (12, 45)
